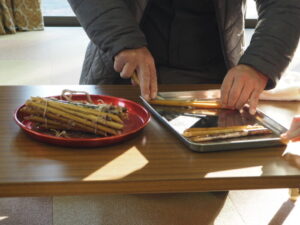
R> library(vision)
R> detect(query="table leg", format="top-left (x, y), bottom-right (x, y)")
top-left (289, 188), bottom-right (300, 201)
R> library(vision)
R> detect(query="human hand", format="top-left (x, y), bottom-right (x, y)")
top-left (220, 64), bottom-right (268, 115)
top-left (281, 116), bottom-right (300, 142)
top-left (114, 47), bottom-right (157, 100)
top-left (280, 116), bottom-right (300, 169)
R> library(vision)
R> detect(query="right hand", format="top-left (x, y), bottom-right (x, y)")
top-left (220, 64), bottom-right (268, 115)
top-left (114, 47), bottom-right (157, 100)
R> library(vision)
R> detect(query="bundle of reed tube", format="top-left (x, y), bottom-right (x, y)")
top-left (20, 97), bottom-right (127, 137)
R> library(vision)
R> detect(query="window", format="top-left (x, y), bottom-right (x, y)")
top-left (42, 0), bottom-right (74, 16)
top-left (246, 0), bottom-right (258, 19)
top-left (42, 0), bottom-right (258, 27)
top-left (42, 0), bottom-right (78, 26)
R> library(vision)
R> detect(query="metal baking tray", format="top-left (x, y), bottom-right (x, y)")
top-left (141, 90), bottom-right (287, 152)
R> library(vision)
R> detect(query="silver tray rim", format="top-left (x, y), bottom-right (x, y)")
top-left (141, 92), bottom-right (287, 152)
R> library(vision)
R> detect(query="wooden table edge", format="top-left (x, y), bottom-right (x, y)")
top-left (1, 176), bottom-right (300, 197)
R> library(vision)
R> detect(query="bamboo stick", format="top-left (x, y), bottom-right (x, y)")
top-left (183, 125), bottom-right (265, 137)
top-left (189, 128), bottom-right (272, 142)
top-left (149, 99), bottom-right (222, 109)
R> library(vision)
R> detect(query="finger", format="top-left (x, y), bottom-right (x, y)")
top-left (286, 127), bottom-right (300, 140)
top-left (293, 115), bottom-right (300, 122)
top-left (227, 78), bottom-right (244, 109)
top-left (280, 132), bottom-right (288, 139)
top-left (131, 72), bottom-right (140, 86)
top-left (138, 64), bottom-right (151, 100)
top-left (149, 63), bottom-right (158, 99)
top-left (130, 78), bottom-right (135, 85)
top-left (288, 116), bottom-right (300, 131)
top-left (131, 77), bottom-right (138, 86)
top-left (281, 116), bottom-right (300, 142)
top-left (114, 58), bottom-right (125, 73)
top-left (220, 74), bottom-right (234, 107)
top-left (248, 89), bottom-right (260, 115)
top-left (235, 85), bottom-right (253, 110)
top-left (120, 63), bottom-right (136, 79)
top-left (280, 133), bottom-right (289, 144)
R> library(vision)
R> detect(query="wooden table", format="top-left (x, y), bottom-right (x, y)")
top-left (1, 85), bottom-right (300, 197)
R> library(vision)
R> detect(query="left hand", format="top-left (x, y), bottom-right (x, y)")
top-left (220, 64), bottom-right (268, 115)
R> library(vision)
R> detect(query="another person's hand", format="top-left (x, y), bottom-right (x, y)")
top-left (281, 115), bottom-right (300, 142)
top-left (114, 47), bottom-right (157, 100)
top-left (220, 64), bottom-right (268, 115)
top-left (281, 116), bottom-right (300, 169)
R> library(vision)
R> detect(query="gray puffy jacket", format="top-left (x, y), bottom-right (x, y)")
top-left (68, 0), bottom-right (300, 89)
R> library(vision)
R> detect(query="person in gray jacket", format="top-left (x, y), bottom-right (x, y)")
top-left (68, 0), bottom-right (300, 114)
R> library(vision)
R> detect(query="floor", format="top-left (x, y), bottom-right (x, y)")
top-left (0, 190), bottom-right (299, 225)
top-left (0, 27), bottom-right (300, 225)
top-left (52, 190), bottom-right (300, 225)
top-left (0, 27), bottom-right (88, 85)
top-left (0, 27), bottom-right (299, 85)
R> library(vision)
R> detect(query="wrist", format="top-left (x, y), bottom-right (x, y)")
top-left (237, 64), bottom-right (269, 82)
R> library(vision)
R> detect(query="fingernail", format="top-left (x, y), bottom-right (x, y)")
top-left (151, 92), bottom-right (157, 99)
top-left (280, 133), bottom-right (289, 144)
top-left (250, 108), bottom-right (256, 115)
top-left (144, 94), bottom-right (150, 101)
top-left (280, 133), bottom-right (287, 139)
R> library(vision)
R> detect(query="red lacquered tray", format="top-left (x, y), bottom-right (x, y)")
top-left (14, 95), bottom-right (151, 147)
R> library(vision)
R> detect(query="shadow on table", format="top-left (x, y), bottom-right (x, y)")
top-left (11, 130), bottom-right (229, 225)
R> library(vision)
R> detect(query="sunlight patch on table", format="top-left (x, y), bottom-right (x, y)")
top-left (205, 166), bottom-right (263, 178)
top-left (83, 147), bottom-right (148, 181)
top-left (0, 216), bottom-right (8, 221)
top-left (282, 142), bottom-right (300, 170)
top-left (283, 141), bottom-right (300, 155)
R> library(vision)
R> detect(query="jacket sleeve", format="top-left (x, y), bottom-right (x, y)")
top-left (238, 0), bottom-right (300, 89)
top-left (67, 0), bottom-right (147, 65)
